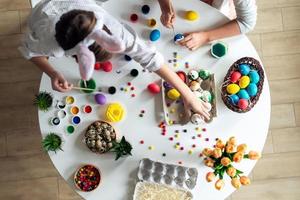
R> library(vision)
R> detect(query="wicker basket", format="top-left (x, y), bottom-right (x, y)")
top-left (221, 57), bottom-right (265, 113)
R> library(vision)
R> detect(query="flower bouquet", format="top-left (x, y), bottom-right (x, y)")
top-left (202, 137), bottom-right (260, 190)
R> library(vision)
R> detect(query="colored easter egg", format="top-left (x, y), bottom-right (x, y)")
top-left (163, 81), bottom-right (173, 90)
top-left (147, 18), bottom-right (157, 27)
top-left (249, 70), bottom-right (260, 84)
top-left (188, 70), bottom-right (199, 80)
top-left (176, 71), bottom-right (186, 82)
top-left (189, 81), bottom-right (201, 91)
top-left (191, 114), bottom-right (204, 125)
top-left (149, 29), bottom-right (161, 42)
top-left (101, 61), bottom-right (113, 72)
top-left (167, 89), bottom-right (181, 100)
top-left (174, 33), bottom-right (184, 43)
top-left (147, 83), bottom-right (161, 94)
top-left (95, 93), bottom-right (107, 105)
top-left (200, 90), bottom-right (212, 103)
top-left (238, 64), bottom-right (250, 75)
top-left (193, 91), bottom-right (202, 99)
top-left (238, 99), bottom-right (248, 110)
top-left (226, 84), bottom-right (240, 95)
top-left (239, 76), bottom-right (250, 89)
top-left (237, 89), bottom-right (250, 100)
top-left (185, 10), bottom-right (199, 21)
top-left (247, 83), bottom-right (258, 97)
top-left (229, 94), bottom-right (239, 105)
top-left (230, 71), bottom-right (242, 83)
top-left (199, 70), bottom-right (210, 80)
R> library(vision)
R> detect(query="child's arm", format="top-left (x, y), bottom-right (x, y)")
top-left (156, 65), bottom-right (210, 120)
top-left (30, 56), bottom-right (73, 92)
top-left (157, 0), bottom-right (175, 28)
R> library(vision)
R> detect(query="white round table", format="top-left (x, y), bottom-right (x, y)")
top-left (36, 0), bottom-right (271, 199)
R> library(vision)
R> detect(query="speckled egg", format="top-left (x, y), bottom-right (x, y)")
top-left (238, 64), bottom-right (250, 75)
top-left (200, 90), bottom-right (212, 103)
top-left (226, 84), bottom-right (240, 95)
top-left (189, 81), bottom-right (201, 91)
top-left (229, 94), bottom-right (239, 105)
top-left (237, 89), bottom-right (250, 100)
top-left (238, 99), bottom-right (248, 110)
top-left (230, 71), bottom-right (242, 83)
top-left (199, 70), bottom-right (210, 80)
top-left (167, 88), bottom-right (181, 100)
top-left (188, 70), bottom-right (199, 80)
top-left (249, 70), bottom-right (260, 84)
top-left (247, 83), bottom-right (258, 97)
top-left (190, 114), bottom-right (204, 125)
top-left (239, 76), bottom-right (250, 89)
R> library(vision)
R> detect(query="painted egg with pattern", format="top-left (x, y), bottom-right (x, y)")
top-left (189, 81), bottom-right (201, 91)
top-left (200, 90), bottom-right (212, 103)
top-left (247, 83), bottom-right (258, 97)
top-left (226, 84), bottom-right (240, 95)
top-left (249, 70), bottom-right (260, 84)
top-left (176, 71), bottom-right (186, 82)
top-left (237, 89), bottom-right (250, 100)
top-left (238, 64), bottom-right (250, 75)
top-left (239, 76), bottom-right (250, 89)
top-left (188, 70), bottom-right (199, 80)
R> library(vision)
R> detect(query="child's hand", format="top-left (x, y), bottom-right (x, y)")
top-left (182, 93), bottom-right (211, 121)
top-left (179, 31), bottom-right (209, 51)
top-left (160, 1), bottom-right (175, 28)
top-left (50, 71), bottom-right (73, 92)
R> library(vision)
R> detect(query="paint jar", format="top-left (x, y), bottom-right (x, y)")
top-left (147, 18), bottom-right (156, 27)
top-left (70, 106), bottom-right (80, 115)
top-left (72, 116), bottom-right (81, 125)
top-left (57, 110), bottom-right (67, 119)
top-left (83, 105), bottom-right (92, 114)
top-left (56, 101), bottom-right (66, 109)
top-left (50, 117), bottom-right (60, 126)
top-left (66, 125), bottom-right (75, 134)
top-left (65, 96), bottom-right (75, 105)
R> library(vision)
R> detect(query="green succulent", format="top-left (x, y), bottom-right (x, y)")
top-left (42, 133), bottom-right (63, 153)
top-left (34, 91), bottom-right (53, 111)
top-left (110, 136), bottom-right (132, 160)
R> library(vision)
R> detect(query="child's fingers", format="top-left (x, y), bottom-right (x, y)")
top-left (179, 35), bottom-right (192, 45)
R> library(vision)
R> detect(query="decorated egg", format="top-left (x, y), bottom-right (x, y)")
top-left (149, 29), bottom-right (161, 42)
top-left (188, 70), bottom-right (199, 80)
top-left (226, 84), bottom-right (240, 95)
top-left (147, 83), bottom-right (161, 94)
top-left (238, 99), bottom-right (248, 110)
top-left (238, 64), bottom-right (250, 75)
top-left (203, 101), bottom-right (212, 112)
top-left (185, 10), bottom-right (199, 21)
top-left (229, 94), bottom-right (239, 105)
top-left (189, 81), bottom-right (201, 91)
top-left (190, 114), bottom-right (204, 125)
top-left (200, 90), bottom-right (212, 103)
top-left (237, 89), bottom-right (250, 100)
top-left (94, 93), bottom-right (107, 105)
top-left (167, 88), bottom-right (181, 100)
top-left (199, 70), bottom-right (210, 80)
top-left (230, 71), bottom-right (241, 83)
top-left (239, 76), bottom-right (250, 89)
top-left (163, 81), bottom-right (173, 90)
top-left (193, 91), bottom-right (202, 98)
top-left (249, 70), bottom-right (260, 84)
top-left (247, 83), bottom-right (258, 97)
top-left (174, 34), bottom-right (184, 43)
top-left (176, 71), bottom-right (186, 82)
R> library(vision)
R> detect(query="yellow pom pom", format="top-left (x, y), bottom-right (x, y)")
top-left (105, 103), bottom-right (125, 122)
top-left (167, 89), bottom-right (181, 100)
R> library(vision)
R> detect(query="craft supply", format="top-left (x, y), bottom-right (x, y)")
top-left (72, 116), bottom-right (81, 125)
top-left (95, 93), bottom-right (107, 105)
top-left (72, 86), bottom-right (96, 92)
top-left (57, 110), bottom-right (67, 119)
top-left (101, 61), bottom-right (113, 72)
top-left (167, 88), bottom-right (181, 100)
top-left (191, 113), bottom-right (204, 125)
top-left (149, 29), bottom-right (161, 42)
top-left (130, 13), bottom-right (138, 22)
top-left (74, 165), bottom-right (101, 192)
top-left (108, 86), bottom-right (117, 94)
top-left (50, 117), bottom-right (60, 126)
top-left (106, 103), bottom-right (125, 122)
top-left (185, 10), bottom-right (199, 21)
top-left (65, 96), bottom-right (75, 105)
top-left (130, 69), bottom-right (139, 77)
top-left (141, 5), bottom-right (150, 14)
top-left (83, 105), bottom-right (92, 113)
top-left (147, 18), bottom-right (157, 27)
top-left (70, 106), bottom-right (79, 115)
top-left (147, 83), bottom-right (161, 94)
top-left (188, 70), bottom-right (199, 80)
top-left (211, 42), bottom-right (228, 58)
top-left (66, 125), bottom-right (75, 134)
top-left (174, 33), bottom-right (184, 43)
top-left (124, 55), bottom-right (132, 61)
top-left (56, 101), bottom-right (66, 109)
top-left (79, 79), bottom-right (96, 94)
top-left (199, 70), bottom-right (210, 80)
top-left (94, 62), bottom-right (101, 70)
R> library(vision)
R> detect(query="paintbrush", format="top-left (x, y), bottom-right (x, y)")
top-left (72, 86), bottom-right (95, 92)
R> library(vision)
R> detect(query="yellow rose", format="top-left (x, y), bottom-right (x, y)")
top-left (240, 176), bottom-right (251, 185)
top-left (215, 179), bottom-right (225, 190)
top-left (228, 136), bottom-right (237, 146)
top-left (233, 152), bottom-right (243, 163)
top-left (212, 148), bottom-right (222, 159)
top-left (206, 172), bottom-right (215, 182)
top-left (231, 178), bottom-right (241, 189)
top-left (204, 158), bottom-right (215, 167)
top-left (221, 157), bottom-right (231, 167)
top-left (202, 148), bottom-right (213, 157)
top-left (237, 144), bottom-right (247, 153)
top-left (215, 139), bottom-right (225, 149)
top-left (225, 144), bottom-right (235, 153)
top-left (248, 151), bottom-right (261, 160)
top-left (226, 167), bottom-right (236, 177)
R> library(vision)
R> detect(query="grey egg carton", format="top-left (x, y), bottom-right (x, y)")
top-left (137, 158), bottom-right (198, 190)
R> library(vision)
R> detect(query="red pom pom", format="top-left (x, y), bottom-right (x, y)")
top-left (130, 14), bottom-right (138, 22)
top-left (94, 62), bottom-right (101, 70)
top-left (238, 99), bottom-right (248, 110)
top-left (176, 71), bottom-right (186, 82)
top-left (230, 71), bottom-right (242, 83)
top-left (101, 61), bottom-right (113, 72)
top-left (147, 83), bottom-right (161, 94)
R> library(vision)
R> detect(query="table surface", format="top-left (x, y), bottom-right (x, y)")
top-left (34, 0), bottom-right (271, 199)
